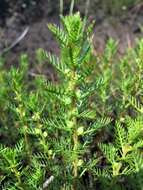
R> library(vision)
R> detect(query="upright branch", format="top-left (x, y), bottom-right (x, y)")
top-left (46, 12), bottom-right (95, 189)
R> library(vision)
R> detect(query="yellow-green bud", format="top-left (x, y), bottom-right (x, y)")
top-left (64, 97), bottom-right (72, 105)
top-left (14, 94), bottom-right (22, 101)
top-left (122, 145), bottom-right (132, 157)
top-left (64, 69), bottom-right (70, 75)
top-left (37, 124), bottom-right (42, 128)
top-left (77, 159), bottom-right (84, 166)
top-left (113, 162), bottom-right (122, 176)
top-left (67, 121), bottom-right (74, 129)
top-left (77, 126), bottom-right (84, 136)
top-left (71, 108), bottom-right (78, 116)
top-left (23, 125), bottom-right (28, 130)
top-left (32, 112), bottom-right (40, 121)
top-left (35, 128), bottom-right (41, 134)
top-left (48, 149), bottom-right (53, 156)
top-left (43, 131), bottom-right (48, 137)
top-left (120, 117), bottom-right (125, 122)
top-left (76, 90), bottom-right (81, 99)
top-left (16, 105), bottom-right (25, 117)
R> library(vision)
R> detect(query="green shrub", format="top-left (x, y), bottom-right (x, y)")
top-left (0, 13), bottom-right (143, 190)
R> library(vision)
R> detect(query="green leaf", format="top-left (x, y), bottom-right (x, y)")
top-left (129, 96), bottom-right (143, 113)
top-left (78, 41), bottom-right (91, 64)
top-left (99, 143), bottom-right (117, 164)
top-left (78, 109), bottom-right (96, 119)
top-left (48, 23), bottom-right (68, 46)
top-left (45, 51), bottom-right (66, 74)
top-left (115, 122), bottom-right (126, 149)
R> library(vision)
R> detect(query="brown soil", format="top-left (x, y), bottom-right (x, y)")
top-left (0, 1), bottom-right (143, 68)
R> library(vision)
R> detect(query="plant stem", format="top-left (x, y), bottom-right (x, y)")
top-left (70, 0), bottom-right (75, 15)
top-left (85, 0), bottom-right (90, 18)
top-left (60, 0), bottom-right (64, 15)
top-left (73, 130), bottom-right (78, 177)
top-left (13, 168), bottom-right (24, 190)
top-left (23, 126), bottom-right (31, 160)
top-left (5, 156), bottom-right (24, 190)
top-left (66, 71), bottom-right (79, 189)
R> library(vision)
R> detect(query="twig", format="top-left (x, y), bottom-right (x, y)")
top-left (42, 176), bottom-right (54, 189)
top-left (0, 26), bottom-right (29, 56)
top-left (28, 70), bottom-right (55, 82)
top-left (126, 34), bottom-right (132, 49)
top-left (85, 0), bottom-right (90, 18)
top-left (60, 0), bottom-right (64, 15)
top-left (70, 0), bottom-right (75, 15)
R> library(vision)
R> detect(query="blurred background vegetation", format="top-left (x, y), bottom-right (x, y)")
top-left (0, 0), bottom-right (142, 21)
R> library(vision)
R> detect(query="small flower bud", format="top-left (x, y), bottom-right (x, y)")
top-left (76, 90), bottom-right (81, 99)
top-left (14, 94), bottom-right (22, 101)
top-left (23, 125), bottom-right (28, 130)
top-left (32, 112), bottom-right (40, 121)
top-left (77, 126), bottom-right (84, 136)
top-left (37, 124), bottom-right (42, 128)
top-left (64, 69), bottom-right (70, 75)
top-left (48, 149), bottom-right (53, 156)
top-left (67, 121), bottom-right (74, 128)
top-left (43, 131), bottom-right (48, 137)
top-left (35, 128), bottom-right (41, 134)
top-left (71, 108), bottom-right (78, 116)
top-left (16, 105), bottom-right (25, 117)
top-left (77, 159), bottom-right (84, 166)
top-left (64, 97), bottom-right (72, 105)
top-left (120, 117), bottom-right (125, 122)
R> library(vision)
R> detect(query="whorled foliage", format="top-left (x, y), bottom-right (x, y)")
top-left (0, 13), bottom-right (143, 190)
